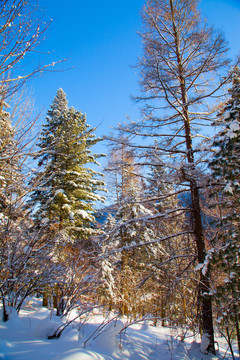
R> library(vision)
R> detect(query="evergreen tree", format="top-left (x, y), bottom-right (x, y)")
top-left (146, 164), bottom-right (177, 213)
top-left (103, 139), bottom-right (169, 317)
top-left (101, 194), bottom-right (161, 316)
top-left (0, 101), bottom-right (22, 219)
top-left (28, 89), bottom-right (106, 244)
top-left (102, 138), bottom-right (155, 314)
top-left (210, 67), bottom-right (240, 354)
top-left (103, 135), bottom-right (195, 322)
top-left (145, 163), bottom-right (196, 326)
top-left (0, 100), bottom-right (55, 320)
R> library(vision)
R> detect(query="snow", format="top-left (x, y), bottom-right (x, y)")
top-left (62, 204), bottom-right (71, 212)
top-left (195, 263), bottom-right (204, 271)
top-left (55, 189), bottom-right (65, 195)
top-left (229, 120), bottom-right (240, 132)
top-left (41, 217), bottom-right (49, 224)
top-left (32, 314), bottom-right (61, 338)
top-left (76, 209), bottom-right (93, 220)
top-left (69, 211), bottom-right (74, 221)
top-left (55, 350), bottom-right (108, 360)
top-left (195, 249), bottom-right (215, 276)
top-left (224, 182), bottom-right (233, 194)
top-left (198, 143), bottom-right (210, 152)
top-left (0, 297), bottom-right (237, 360)
top-left (200, 333), bottom-right (210, 354)
top-left (226, 120), bottom-right (240, 139)
top-left (229, 272), bottom-right (236, 279)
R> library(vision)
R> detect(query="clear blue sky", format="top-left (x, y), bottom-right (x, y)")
top-left (28, 0), bottom-right (240, 159)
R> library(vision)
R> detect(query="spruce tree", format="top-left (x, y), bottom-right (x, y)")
top-left (102, 139), bottom-right (172, 317)
top-left (101, 192), bottom-right (161, 316)
top-left (0, 101), bottom-right (22, 219)
top-left (28, 89), bottom-right (106, 244)
top-left (210, 67), bottom-right (240, 353)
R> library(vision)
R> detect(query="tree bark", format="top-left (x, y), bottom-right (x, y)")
top-left (169, 0), bottom-right (215, 351)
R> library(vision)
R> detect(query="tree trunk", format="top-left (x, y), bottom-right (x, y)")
top-left (42, 294), bottom-right (48, 308)
top-left (1, 293), bottom-right (9, 322)
top-left (169, 0), bottom-right (215, 348)
top-left (234, 310), bottom-right (240, 356)
top-left (136, 0), bottom-right (229, 352)
top-left (190, 181), bottom-right (215, 354)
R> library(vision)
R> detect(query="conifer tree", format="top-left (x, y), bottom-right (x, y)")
top-left (103, 134), bottom-right (195, 321)
top-left (26, 89), bottom-right (106, 315)
top-left (0, 101), bottom-right (22, 219)
top-left (28, 89), bottom-right (106, 244)
top-left (145, 163), bottom-right (196, 325)
top-left (102, 138), bottom-right (170, 317)
top-left (0, 101), bottom-right (23, 318)
top-left (101, 193), bottom-right (161, 316)
top-left (0, 100), bottom-right (55, 320)
top-left (210, 67), bottom-right (240, 354)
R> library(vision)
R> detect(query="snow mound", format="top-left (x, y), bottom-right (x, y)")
top-left (89, 319), bottom-right (124, 354)
top-left (0, 339), bottom-right (13, 359)
top-left (200, 333), bottom-right (210, 354)
top-left (188, 341), bottom-right (219, 359)
top-left (140, 320), bottom-right (151, 332)
top-left (32, 315), bottom-right (61, 338)
top-left (0, 307), bottom-right (18, 323)
top-left (59, 327), bottom-right (79, 342)
top-left (54, 349), bottom-right (109, 360)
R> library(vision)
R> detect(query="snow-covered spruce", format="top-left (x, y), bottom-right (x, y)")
top-left (27, 88), bottom-right (106, 242)
top-left (209, 67), bottom-right (240, 355)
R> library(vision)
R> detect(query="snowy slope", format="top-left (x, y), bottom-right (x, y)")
top-left (0, 298), bottom-right (237, 360)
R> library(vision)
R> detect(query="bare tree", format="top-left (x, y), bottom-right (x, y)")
top-left (0, 0), bottom-right (67, 321)
top-left (0, 0), bottom-right (61, 100)
top-left (0, 96), bottom-right (55, 320)
top-left (119, 0), bottom-right (233, 354)
top-left (105, 136), bottom-right (144, 205)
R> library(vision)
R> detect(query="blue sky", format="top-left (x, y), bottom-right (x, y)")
top-left (28, 0), bottom-right (240, 158)
top-left (32, 0), bottom-right (145, 133)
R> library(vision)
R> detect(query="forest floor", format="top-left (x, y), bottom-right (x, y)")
top-left (0, 298), bottom-right (238, 359)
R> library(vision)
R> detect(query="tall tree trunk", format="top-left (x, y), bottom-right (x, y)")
top-left (136, 0), bottom-right (229, 353)
top-left (235, 315), bottom-right (240, 357)
top-left (1, 291), bottom-right (9, 322)
top-left (169, 0), bottom-right (215, 349)
top-left (191, 183), bottom-right (215, 353)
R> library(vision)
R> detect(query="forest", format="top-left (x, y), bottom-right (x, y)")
top-left (0, 0), bottom-right (240, 359)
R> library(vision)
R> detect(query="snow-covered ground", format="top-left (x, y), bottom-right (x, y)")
top-left (0, 298), bottom-right (237, 360)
